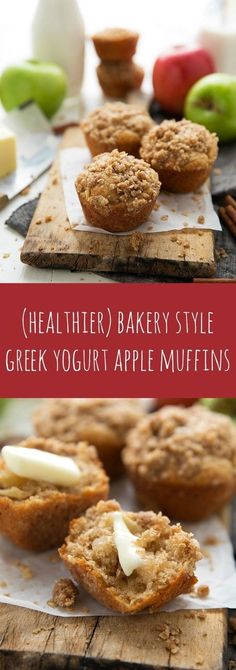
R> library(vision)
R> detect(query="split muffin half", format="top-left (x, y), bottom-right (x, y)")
top-left (59, 499), bottom-right (201, 614)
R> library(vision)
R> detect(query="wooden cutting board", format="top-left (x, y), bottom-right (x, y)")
top-left (0, 605), bottom-right (227, 670)
top-left (20, 128), bottom-right (216, 278)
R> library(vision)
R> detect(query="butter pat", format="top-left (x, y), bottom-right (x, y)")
top-left (113, 511), bottom-right (143, 577)
top-left (2, 446), bottom-right (81, 487)
top-left (0, 125), bottom-right (17, 179)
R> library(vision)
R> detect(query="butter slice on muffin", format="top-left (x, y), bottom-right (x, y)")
top-left (0, 437), bottom-right (108, 551)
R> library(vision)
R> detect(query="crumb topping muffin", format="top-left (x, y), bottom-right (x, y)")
top-left (33, 399), bottom-right (145, 477)
top-left (123, 405), bottom-right (236, 521)
top-left (59, 499), bottom-right (201, 613)
top-left (141, 120), bottom-right (218, 172)
top-left (0, 437), bottom-right (109, 551)
top-left (140, 119), bottom-right (218, 193)
top-left (75, 150), bottom-right (161, 233)
top-left (81, 102), bottom-right (153, 157)
top-left (92, 28), bottom-right (139, 62)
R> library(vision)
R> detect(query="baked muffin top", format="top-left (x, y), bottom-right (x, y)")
top-left (93, 28), bottom-right (139, 42)
top-left (0, 436), bottom-right (107, 500)
top-left (140, 119), bottom-right (218, 172)
top-left (34, 398), bottom-right (145, 448)
top-left (123, 405), bottom-right (236, 485)
top-left (81, 102), bottom-right (153, 149)
top-left (76, 150), bottom-right (161, 214)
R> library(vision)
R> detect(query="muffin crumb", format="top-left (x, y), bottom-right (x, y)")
top-left (51, 578), bottom-right (79, 609)
top-left (197, 584), bottom-right (209, 598)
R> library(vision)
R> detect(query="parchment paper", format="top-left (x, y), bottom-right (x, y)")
top-left (59, 147), bottom-right (221, 236)
top-left (0, 477), bottom-right (235, 618)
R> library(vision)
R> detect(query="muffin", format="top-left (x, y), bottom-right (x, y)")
top-left (0, 437), bottom-right (109, 551)
top-left (75, 150), bottom-right (161, 233)
top-left (123, 405), bottom-right (236, 521)
top-left (33, 399), bottom-right (145, 477)
top-left (92, 28), bottom-right (139, 62)
top-left (97, 61), bottom-right (144, 99)
top-left (81, 102), bottom-right (153, 157)
top-left (59, 499), bottom-right (201, 614)
top-left (140, 119), bottom-right (218, 193)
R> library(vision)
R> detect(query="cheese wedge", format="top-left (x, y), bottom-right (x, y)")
top-left (0, 125), bottom-right (17, 179)
top-left (113, 511), bottom-right (144, 576)
top-left (2, 446), bottom-right (81, 487)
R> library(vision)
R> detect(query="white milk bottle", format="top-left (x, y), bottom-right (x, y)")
top-left (198, 0), bottom-right (236, 75)
top-left (32, 0), bottom-right (85, 97)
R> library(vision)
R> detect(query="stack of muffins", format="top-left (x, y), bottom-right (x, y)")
top-left (92, 28), bottom-right (144, 98)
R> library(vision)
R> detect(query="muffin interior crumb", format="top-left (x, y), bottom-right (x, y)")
top-left (62, 500), bottom-right (201, 606)
top-left (52, 578), bottom-right (79, 609)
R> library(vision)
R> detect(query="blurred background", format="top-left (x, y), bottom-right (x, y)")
top-left (0, 398), bottom-right (235, 445)
top-left (0, 0), bottom-right (210, 71)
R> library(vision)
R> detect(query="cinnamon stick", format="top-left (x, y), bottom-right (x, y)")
top-left (218, 193), bottom-right (236, 239)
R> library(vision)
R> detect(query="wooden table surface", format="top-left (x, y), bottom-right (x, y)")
top-left (0, 605), bottom-right (229, 670)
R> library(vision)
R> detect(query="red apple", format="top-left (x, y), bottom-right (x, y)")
top-left (152, 398), bottom-right (197, 410)
top-left (153, 46), bottom-right (216, 115)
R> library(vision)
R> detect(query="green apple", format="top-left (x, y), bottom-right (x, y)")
top-left (184, 73), bottom-right (236, 142)
top-left (0, 60), bottom-right (67, 118)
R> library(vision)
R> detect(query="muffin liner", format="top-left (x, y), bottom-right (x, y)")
top-left (59, 147), bottom-right (221, 235)
top-left (0, 476), bottom-right (235, 617)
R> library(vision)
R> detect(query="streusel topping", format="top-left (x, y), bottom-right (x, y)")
top-left (34, 398), bottom-right (144, 446)
top-left (140, 119), bottom-right (218, 172)
top-left (76, 150), bottom-right (161, 213)
top-left (124, 405), bottom-right (236, 482)
top-left (81, 102), bottom-right (153, 148)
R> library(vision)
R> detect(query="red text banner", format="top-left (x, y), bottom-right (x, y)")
top-left (0, 283), bottom-right (235, 398)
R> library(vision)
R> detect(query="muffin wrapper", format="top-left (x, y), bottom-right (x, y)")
top-left (60, 148), bottom-right (221, 235)
top-left (0, 476), bottom-right (235, 617)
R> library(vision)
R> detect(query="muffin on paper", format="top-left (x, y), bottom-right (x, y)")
top-left (123, 405), bottom-right (236, 521)
top-left (75, 150), bottom-right (161, 233)
top-left (0, 437), bottom-right (109, 551)
top-left (59, 499), bottom-right (202, 614)
top-left (140, 119), bottom-right (218, 193)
